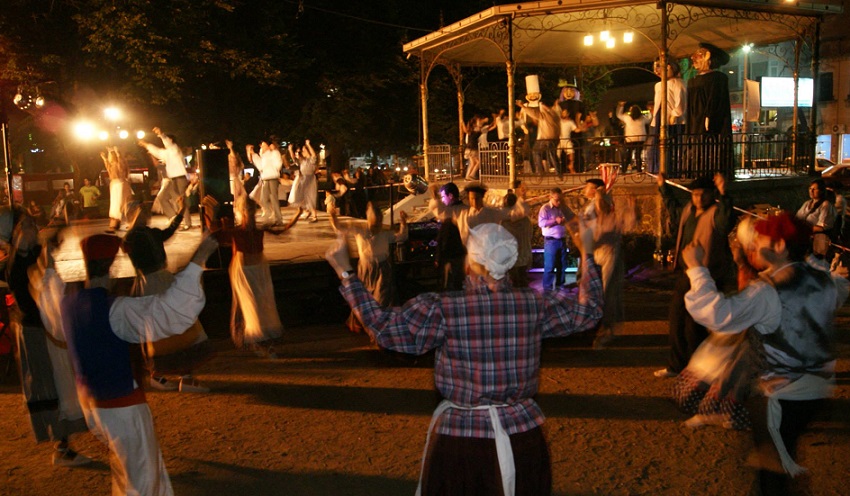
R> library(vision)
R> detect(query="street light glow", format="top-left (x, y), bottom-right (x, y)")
top-left (104, 107), bottom-right (122, 121)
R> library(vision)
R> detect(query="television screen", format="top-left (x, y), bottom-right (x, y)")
top-left (760, 77), bottom-right (813, 108)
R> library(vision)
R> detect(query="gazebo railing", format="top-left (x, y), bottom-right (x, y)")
top-left (423, 133), bottom-right (814, 186)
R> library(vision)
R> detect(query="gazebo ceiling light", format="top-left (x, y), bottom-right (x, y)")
top-left (583, 30), bottom-right (634, 48)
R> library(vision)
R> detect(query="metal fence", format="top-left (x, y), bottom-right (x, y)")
top-left (427, 132), bottom-right (816, 184)
top-left (424, 144), bottom-right (456, 181)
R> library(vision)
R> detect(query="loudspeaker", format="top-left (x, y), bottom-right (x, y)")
top-left (196, 149), bottom-right (232, 205)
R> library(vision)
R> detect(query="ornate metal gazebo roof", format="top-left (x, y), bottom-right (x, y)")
top-left (403, 0), bottom-right (842, 70)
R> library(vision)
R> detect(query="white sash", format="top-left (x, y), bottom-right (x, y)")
top-left (415, 399), bottom-right (515, 496)
top-left (764, 373), bottom-right (833, 477)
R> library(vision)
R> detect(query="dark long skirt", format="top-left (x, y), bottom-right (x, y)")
top-left (421, 427), bottom-right (551, 496)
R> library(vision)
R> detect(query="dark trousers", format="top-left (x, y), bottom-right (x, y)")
top-left (543, 237), bottom-right (570, 290)
top-left (440, 256), bottom-right (466, 292)
top-left (422, 426), bottom-right (551, 496)
top-left (621, 140), bottom-right (644, 173)
top-left (532, 139), bottom-right (558, 175)
top-left (668, 272), bottom-right (708, 373)
top-left (746, 396), bottom-right (825, 495)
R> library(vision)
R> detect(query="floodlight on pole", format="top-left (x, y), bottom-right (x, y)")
top-left (98, 130), bottom-right (109, 141)
top-left (118, 129), bottom-right (129, 139)
top-left (136, 130), bottom-right (146, 140)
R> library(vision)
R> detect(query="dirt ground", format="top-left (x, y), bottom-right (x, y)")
top-left (1, 268), bottom-right (849, 496)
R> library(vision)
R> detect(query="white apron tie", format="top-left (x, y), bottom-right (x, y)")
top-left (415, 399), bottom-right (515, 496)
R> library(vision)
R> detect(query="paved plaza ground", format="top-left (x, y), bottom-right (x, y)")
top-left (1, 210), bottom-right (849, 495)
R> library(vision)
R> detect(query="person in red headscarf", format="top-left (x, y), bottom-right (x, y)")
top-left (681, 211), bottom-right (849, 494)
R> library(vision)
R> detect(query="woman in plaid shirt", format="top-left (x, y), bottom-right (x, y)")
top-left (327, 222), bottom-right (603, 496)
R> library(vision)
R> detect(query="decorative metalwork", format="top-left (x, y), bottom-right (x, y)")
top-left (752, 41), bottom-right (812, 77)
top-left (665, 2), bottom-right (820, 48)
top-left (511, 5), bottom-right (665, 58)
top-left (420, 17), bottom-right (513, 80)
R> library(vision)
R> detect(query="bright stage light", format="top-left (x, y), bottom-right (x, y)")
top-left (606, 38), bottom-right (615, 49)
top-left (98, 131), bottom-right (109, 141)
top-left (104, 107), bottom-right (122, 121)
top-left (584, 34), bottom-right (594, 46)
top-left (118, 129), bottom-right (130, 139)
top-left (136, 130), bottom-right (146, 140)
top-left (73, 121), bottom-right (96, 141)
top-left (599, 30), bottom-right (610, 42)
top-left (623, 31), bottom-right (634, 43)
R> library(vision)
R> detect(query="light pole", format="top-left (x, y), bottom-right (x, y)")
top-left (1, 94), bottom-right (12, 205)
top-left (741, 44), bottom-right (752, 171)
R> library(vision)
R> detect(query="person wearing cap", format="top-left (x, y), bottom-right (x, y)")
top-left (655, 172), bottom-right (735, 378)
top-left (581, 179), bottom-right (635, 348)
top-left (140, 127), bottom-right (193, 230)
top-left (680, 211), bottom-right (848, 494)
top-left (516, 97), bottom-right (560, 177)
top-left (326, 221), bottom-right (603, 496)
top-left (558, 84), bottom-right (589, 173)
top-left (538, 187), bottom-right (578, 290)
top-left (44, 232), bottom-right (218, 496)
top-left (687, 42), bottom-right (733, 171)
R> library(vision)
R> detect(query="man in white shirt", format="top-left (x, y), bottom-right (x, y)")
top-left (50, 233), bottom-right (218, 496)
top-left (140, 127), bottom-right (192, 230)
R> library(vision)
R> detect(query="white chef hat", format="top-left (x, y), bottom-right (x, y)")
top-left (466, 223), bottom-right (518, 280)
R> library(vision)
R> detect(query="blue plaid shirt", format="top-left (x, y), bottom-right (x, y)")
top-left (339, 255), bottom-right (603, 438)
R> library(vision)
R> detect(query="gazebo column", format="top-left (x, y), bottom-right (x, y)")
top-left (657, 1), bottom-right (669, 255)
top-left (809, 21), bottom-right (821, 175)
top-left (791, 37), bottom-right (801, 170)
top-left (419, 57), bottom-right (430, 180)
top-left (507, 21), bottom-right (516, 186)
top-left (659, 1), bottom-right (669, 176)
top-left (449, 64), bottom-right (465, 181)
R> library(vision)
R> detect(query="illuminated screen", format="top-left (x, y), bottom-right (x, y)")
top-left (760, 77), bottom-right (813, 108)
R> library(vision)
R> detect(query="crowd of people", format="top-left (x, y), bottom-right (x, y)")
top-left (3, 52), bottom-right (849, 494)
top-left (459, 42), bottom-right (737, 182)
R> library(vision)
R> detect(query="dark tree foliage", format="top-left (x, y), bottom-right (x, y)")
top-left (1, 0), bottom-right (613, 174)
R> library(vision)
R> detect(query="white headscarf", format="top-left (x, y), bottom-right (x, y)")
top-left (466, 223), bottom-right (518, 280)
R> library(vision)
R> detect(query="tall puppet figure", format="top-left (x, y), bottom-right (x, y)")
top-left (686, 43), bottom-right (732, 175)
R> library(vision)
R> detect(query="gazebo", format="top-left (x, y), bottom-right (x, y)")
top-left (403, 0), bottom-right (843, 184)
